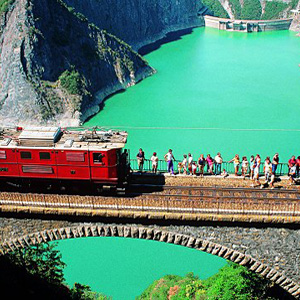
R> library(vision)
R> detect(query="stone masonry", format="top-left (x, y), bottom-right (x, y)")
top-left (0, 217), bottom-right (300, 297)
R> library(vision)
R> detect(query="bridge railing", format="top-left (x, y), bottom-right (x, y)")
top-left (129, 159), bottom-right (290, 176)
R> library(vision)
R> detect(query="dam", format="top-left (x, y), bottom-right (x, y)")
top-left (204, 15), bottom-right (293, 32)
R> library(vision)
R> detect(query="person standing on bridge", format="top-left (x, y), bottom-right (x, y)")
top-left (296, 156), bottom-right (300, 178)
top-left (249, 155), bottom-right (255, 180)
top-left (151, 152), bottom-right (159, 173)
top-left (272, 153), bottom-right (279, 175)
top-left (136, 148), bottom-right (145, 173)
top-left (188, 153), bottom-right (193, 175)
top-left (214, 152), bottom-right (223, 175)
top-left (289, 163), bottom-right (297, 185)
top-left (198, 154), bottom-right (206, 177)
top-left (229, 154), bottom-right (240, 176)
top-left (263, 157), bottom-right (272, 186)
top-left (182, 154), bottom-right (188, 175)
top-left (288, 155), bottom-right (296, 175)
top-left (206, 154), bottom-right (214, 174)
top-left (164, 149), bottom-right (175, 175)
top-left (241, 156), bottom-right (249, 179)
top-left (251, 154), bottom-right (261, 187)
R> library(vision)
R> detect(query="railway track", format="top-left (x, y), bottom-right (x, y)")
top-left (1, 185), bottom-right (300, 222)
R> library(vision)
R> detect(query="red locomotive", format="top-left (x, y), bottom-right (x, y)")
top-left (0, 126), bottom-right (129, 191)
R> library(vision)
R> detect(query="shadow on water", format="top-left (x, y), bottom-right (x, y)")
top-left (84, 88), bottom-right (127, 123)
top-left (138, 27), bottom-right (196, 56)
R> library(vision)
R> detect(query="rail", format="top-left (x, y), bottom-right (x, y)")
top-left (129, 159), bottom-right (290, 176)
top-left (1, 186), bottom-right (300, 223)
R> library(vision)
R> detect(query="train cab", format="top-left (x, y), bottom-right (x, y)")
top-left (0, 126), bottom-right (129, 188)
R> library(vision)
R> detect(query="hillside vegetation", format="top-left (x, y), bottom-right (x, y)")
top-left (137, 263), bottom-right (294, 300)
top-left (204, 0), bottom-right (297, 20)
top-left (202, 0), bottom-right (229, 18)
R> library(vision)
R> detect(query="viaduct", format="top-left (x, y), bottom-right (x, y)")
top-left (0, 184), bottom-right (300, 298)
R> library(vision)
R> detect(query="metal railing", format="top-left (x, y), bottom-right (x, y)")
top-left (130, 159), bottom-right (290, 176)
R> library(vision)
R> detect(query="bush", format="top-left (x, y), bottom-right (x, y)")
top-left (59, 68), bottom-right (87, 95)
top-left (7, 242), bottom-right (66, 285)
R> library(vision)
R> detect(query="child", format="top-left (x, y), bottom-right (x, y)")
top-left (150, 152), bottom-right (159, 173)
top-left (177, 162), bottom-right (183, 174)
top-left (221, 169), bottom-right (229, 178)
top-left (269, 171), bottom-right (275, 189)
top-left (192, 162), bottom-right (197, 175)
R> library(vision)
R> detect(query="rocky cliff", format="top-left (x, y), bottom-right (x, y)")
top-left (63, 0), bottom-right (207, 50)
top-left (0, 0), bottom-right (207, 126)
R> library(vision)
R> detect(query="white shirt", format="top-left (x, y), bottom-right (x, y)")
top-left (151, 156), bottom-right (158, 165)
top-left (188, 156), bottom-right (193, 164)
top-left (214, 155), bottom-right (223, 164)
top-left (242, 160), bottom-right (249, 168)
top-left (264, 162), bottom-right (272, 174)
top-left (290, 165), bottom-right (296, 174)
top-left (165, 152), bottom-right (173, 161)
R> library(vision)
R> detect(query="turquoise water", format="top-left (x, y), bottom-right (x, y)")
top-left (86, 27), bottom-right (300, 163)
top-left (58, 28), bottom-right (300, 299)
top-left (56, 237), bottom-right (226, 299)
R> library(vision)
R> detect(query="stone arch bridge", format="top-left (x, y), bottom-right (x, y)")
top-left (0, 216), bottom-right (300, 298)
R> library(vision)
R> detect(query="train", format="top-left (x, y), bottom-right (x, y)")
top-left (0, 126), bottom-right (130, 192)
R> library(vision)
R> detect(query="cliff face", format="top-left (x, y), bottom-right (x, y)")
top-left (0, 0), bottom-right (155, 126)
top-left (64, 0), bottom-right (206, 50)
top-left (0, 0), bottom-right (206, 126)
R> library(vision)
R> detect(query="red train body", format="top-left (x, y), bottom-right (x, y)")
top-left (0, 126), bottom-right (129, 188)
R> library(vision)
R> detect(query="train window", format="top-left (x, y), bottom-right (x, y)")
top-left (0, 150), bottom-right (6, 159)
top-left (39, 152), bottom-right (51, 160)
top-left (93, 153), bottom-right (104, 164)
top-left (20, 151), bottom-right (32, 159)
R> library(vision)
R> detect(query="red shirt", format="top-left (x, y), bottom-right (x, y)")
top-left (288, 158), bottom-right (296, 167)
top-left (296, 158), bottom-right (300, 167)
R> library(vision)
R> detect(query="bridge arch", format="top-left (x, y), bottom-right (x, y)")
top-left (0, 224), bottom-right (299, 298)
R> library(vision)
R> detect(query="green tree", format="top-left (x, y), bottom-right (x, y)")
top-left (204, 262), bottom-right (271, 300)
top-left (7, 242), bottom-right (66, 285)
top-left (70, 283), bottom-right (112, 300)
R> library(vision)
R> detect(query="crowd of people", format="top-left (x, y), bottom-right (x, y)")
top-left (136, 148), bottom-right (300, 188)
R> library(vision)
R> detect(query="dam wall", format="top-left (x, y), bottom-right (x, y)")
top-left (204, 15), bottom-right (293, 32)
